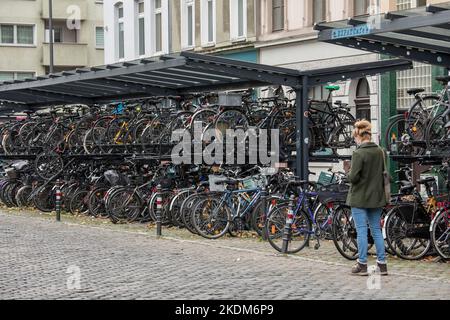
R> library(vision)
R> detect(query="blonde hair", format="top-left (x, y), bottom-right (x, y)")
top-left (353, 119), bottom-right (372, 141)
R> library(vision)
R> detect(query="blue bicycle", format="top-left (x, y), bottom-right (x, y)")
top-left (191, 174), bottom-right (271, 239)
top-left (265, 180), bottom-right (345, 254)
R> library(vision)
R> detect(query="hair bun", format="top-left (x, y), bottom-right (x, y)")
top-left (355, 120), bottom-right (372, 131)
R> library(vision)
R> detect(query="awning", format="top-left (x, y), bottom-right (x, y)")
top-left (0, 51), bottom-right (412, 108)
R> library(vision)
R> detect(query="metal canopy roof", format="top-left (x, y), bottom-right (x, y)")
top-left (0, 51), bottom-right (412, 108)
top-left (314, 2), bottom-right (450, 67)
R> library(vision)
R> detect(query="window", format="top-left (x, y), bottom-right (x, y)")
top-left (96, 27), bottom-right (104, 48)
top-left (155, 0), bottom-right (162, 52)
top-left (355, 78), bottom-right (371, 121)
top-left (181, 0), bottom-right (195, 48)
top-left (0, 25), bottom-right (14, 44)
top-left (313, 0), bottom-right (326, 24)
top-left (0, 72), bottom-right (35, 82)
top-left (397, 0), bottom-right (426, 10)
top-left (397, 62), bottom-right (432, 110)
top-left (230, 0), bottom-right (247, 40)
top-left (116, 3), bottom-right (124, 59)
top-left (207, 0), bottom-right (214, 42)
top-left (0, 24), bottom-right (34, 45)
top-left (272, 0), bottom-right (284, 32)
top-left (17, 25), bottom-right (34, 44)
top-left (396, 0), bottom-right (411, 10)
top-left (137, 0), bottom-right (145, 55)
top-left (201, 0), bottom-right (216, 45)
top-left (354, 0), bottom-right (370, 16)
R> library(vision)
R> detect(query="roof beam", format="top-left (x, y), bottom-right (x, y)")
top-left (347, 17), bottom-right (367, 26)
top-left (395, 29), bottom-right (450, 43)
top-left (305, 59), bottom-right (413, 86)
top-left (177, 80), bottom-right (266, 95)
top-left (184, 62), bottom-right (300, 87)
top-left (325, 37), bottom-right (450, 67)
top-left (426, 4), bottom-right (448, 14)
top-left (361, 34), bottom-right (450, 54)
top-left (0, 57), bottom-right (187, 92)
top-left (181, 51), bottom-right (301, 76)
top-left (26, 89), bottom-right (94, 105)
top-left (82, 79), bottom-right (178, 96)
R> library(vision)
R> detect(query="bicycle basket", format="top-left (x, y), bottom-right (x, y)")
top-left (208, 175), bottom-right (226, 192)
top-left (317, 183), bottom-right (349, 203)
top-left (104, 170), bottom-right (120, 186)
top-left (242, 175), bottom-right (267, 189)
top-left (11, 160), bottom-right (29, 171)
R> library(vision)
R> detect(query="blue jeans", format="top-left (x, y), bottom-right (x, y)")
top-left (351, 208), bottom-right (386, 264)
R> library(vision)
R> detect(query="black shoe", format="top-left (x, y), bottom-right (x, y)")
top-left (351, 262), bottom-right (368, 276)
top-left (377, 262), bottom-right (388, 276)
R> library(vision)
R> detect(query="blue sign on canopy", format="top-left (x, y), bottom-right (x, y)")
top-left (331, 24), bottom-right (373, 40)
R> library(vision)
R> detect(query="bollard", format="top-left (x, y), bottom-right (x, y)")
top-left (156, 184), bottom-right (162, 237)
top-left (55, 179), bottom-right (62, 222)
top-left (260, 186), bottom-right (268, 241)
top-left (281, 195), bottom-right (295, 253)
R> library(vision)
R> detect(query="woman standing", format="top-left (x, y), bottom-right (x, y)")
top-left (345, 120), bottom-right (388, 276)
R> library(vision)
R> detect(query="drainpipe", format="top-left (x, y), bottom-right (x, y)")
top-left (49, 0), bottom-right (54, 74)
top-left (168, 0), bottom-right (172, 54)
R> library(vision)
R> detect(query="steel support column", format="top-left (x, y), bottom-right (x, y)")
top-left (295, 76), bottom-right (310, 180)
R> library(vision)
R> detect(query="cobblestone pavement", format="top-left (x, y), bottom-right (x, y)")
top-left (0, 208), bottom-right (449, 300)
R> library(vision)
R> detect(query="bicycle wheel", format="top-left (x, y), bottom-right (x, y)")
top-left (425, 114), bottom-right (450, 154)
top-left (328, 110), bottom-right (356, 150)
top-left (385, 115), bottom-right (425, 156)
top-left (313, 202), bottom-right (333, 240)
top-left (265, 204), bottom-right (312, 254)
top-left (69, 190), bottom-right (90, 215)
top-left (191, 195), bottom-right (231, 239)
top-left (407, 95), bottom-right (442, 125)
top-left (88, 187), bottom-right (108, 217)
top-left (32, 184), bottom-right (56, 212)
top-left (35, 152), bottom-right (64, 180)
top-left (214, 109), bottom-right (249, 142)
top-left (384, 206), bottom-right (432, 260)
top-left (180, 193), bottom-right (205, 234)
top-left (107, 188), bottom-right (143, 224)
top-left (15, 185), bottom-right (32, 207)
top-left (430, 210), bottom-right (450, 260)
top-left (169, 189), bottom-right (194, 227)
top-left (250, 196), bottom-right (286, 237)
top-left (332, 205), bottom-right (359, 260)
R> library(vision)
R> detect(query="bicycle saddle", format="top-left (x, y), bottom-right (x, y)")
top-left (435, 75), bottom-right (450, 84)
top-left (407, 88), bottom-right (425, 96)
top-left (325, 85), bottom-right (340, 92)
top-left (417, 177), bottom-right (436, 184)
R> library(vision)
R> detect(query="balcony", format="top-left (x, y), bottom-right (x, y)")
top-left (42, 0), bottom-right (87, 20)
top-left (42, 43), bottom-right (87, 67)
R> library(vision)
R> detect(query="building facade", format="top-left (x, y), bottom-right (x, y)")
top-left (0, 0), bottom-right (104, 81)
top-left (103, 0), bottom-right (259, 64)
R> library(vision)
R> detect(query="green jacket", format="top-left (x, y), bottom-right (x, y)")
top-left (346, 142), bottom-right (387, 209)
